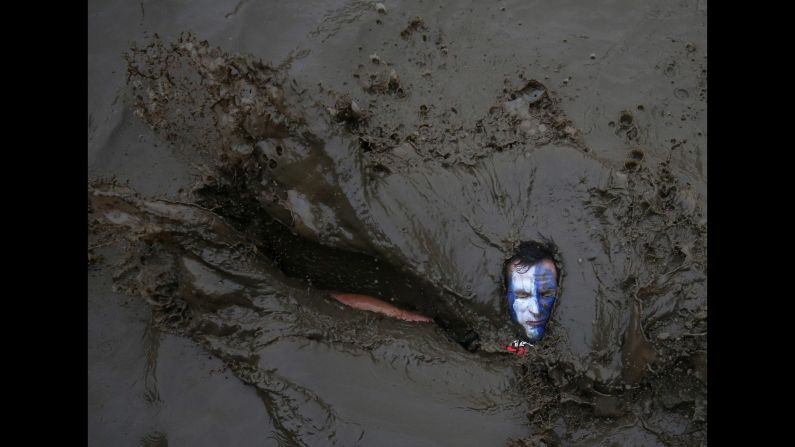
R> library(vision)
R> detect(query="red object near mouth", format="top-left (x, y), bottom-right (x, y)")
top-left (506, 344), bottom-right (530, 356)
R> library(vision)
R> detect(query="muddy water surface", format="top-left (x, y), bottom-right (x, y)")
top-left (89, 1), bottom-right (706, 445)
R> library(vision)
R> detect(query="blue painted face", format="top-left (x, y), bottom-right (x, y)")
top-left (506, 259), bottom-right (558, 343)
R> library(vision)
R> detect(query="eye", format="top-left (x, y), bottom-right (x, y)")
top-left (514, 291), bottom-right (530, 298)
top-left (539, 294), bottom-right (556, 306)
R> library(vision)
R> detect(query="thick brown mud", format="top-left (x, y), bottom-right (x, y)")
top-left (89, 2), bottom-right (706, 446)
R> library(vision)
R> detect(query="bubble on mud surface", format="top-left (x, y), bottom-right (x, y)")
top-left (628, 148), bottom-right (644, 161)
top-left (619, 111), bottom-right (634, 127)
top-left (675, 88), bottom-right (690, 99)
top-left (140, 431), bottom-right (168, 447)
top-left (615, 110), bottom-right (642, 143)
top-left (664, 62), bottom-right (677, 78)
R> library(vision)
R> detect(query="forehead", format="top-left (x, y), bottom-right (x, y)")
top-left (508, 258), bottom-right (556, 275)
top-left (508, 259), bottom-right (557, 285)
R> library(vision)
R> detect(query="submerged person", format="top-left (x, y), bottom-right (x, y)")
top-left (503, 240), bottom-right (560, 344)
top-left (330, 239), bottom-right (560, 350)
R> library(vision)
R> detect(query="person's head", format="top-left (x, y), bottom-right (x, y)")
top-left (504, 240), bottom-right (560, 343)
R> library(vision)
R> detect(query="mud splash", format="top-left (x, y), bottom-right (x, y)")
top-left (89, 180), bottom-right (527, 445)
top-left (90, 25), bottom-right (706, 446)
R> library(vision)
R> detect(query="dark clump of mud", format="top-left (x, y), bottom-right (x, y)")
top-left (321, 17), bottom-right (586, 177)
top-left (90, 27), bottom-right (706, 446)
top-left (400, 17), bottom-right (429, 40)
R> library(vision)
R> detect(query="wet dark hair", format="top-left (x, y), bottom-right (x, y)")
top-left (503, 239), bottom-right (560, 287)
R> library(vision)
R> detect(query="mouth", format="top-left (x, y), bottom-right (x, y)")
top-left (524, 320), bottom-right (546, 327)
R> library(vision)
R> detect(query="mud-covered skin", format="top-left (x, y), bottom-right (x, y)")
top-left (92, 18), bottom-right (707, 446)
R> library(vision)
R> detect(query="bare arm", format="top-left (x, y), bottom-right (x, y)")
top-left (329, 293), bottom-right (433, 323)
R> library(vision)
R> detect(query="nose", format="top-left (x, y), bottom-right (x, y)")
top-left (527, 298), bottom-right (541, 318)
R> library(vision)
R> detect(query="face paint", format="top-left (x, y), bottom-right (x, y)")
top-left (506, 259), bottom-right (558, 343)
